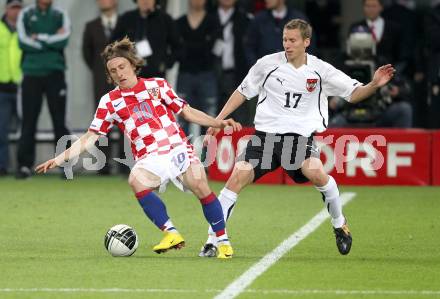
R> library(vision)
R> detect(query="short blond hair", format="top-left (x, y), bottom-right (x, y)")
top-left (101, 37), bottom-right (145, 83)
top-left (284, 19), bottom-right (313, 40)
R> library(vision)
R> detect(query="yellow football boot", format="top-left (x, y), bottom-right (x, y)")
top-left (217, 244), bottom-right (233, 259)
top-left (153, 232), bottom-right (185, 254)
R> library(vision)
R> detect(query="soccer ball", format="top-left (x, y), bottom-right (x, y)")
top-left (104, 224), bottom-right (139, 257)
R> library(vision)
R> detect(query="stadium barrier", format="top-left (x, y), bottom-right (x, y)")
top-left (433, 131), bottom-right (440, 186)
top-left (208, 128), bottom-right (439, 186)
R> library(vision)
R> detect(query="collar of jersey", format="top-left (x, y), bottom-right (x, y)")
top-left (118, 78), bottom-right (143, 96)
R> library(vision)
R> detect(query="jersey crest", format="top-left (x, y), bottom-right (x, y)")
top-left (306, 79), bottom-right (318, 92)
top-left (147, 87), bottom-right (161, 100)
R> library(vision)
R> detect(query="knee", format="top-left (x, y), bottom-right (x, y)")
top-left (225, 162), bottom-right (253, 192)
top-left (306, 169), bottom-right (328, 186)
top-left (128, 169), bottom-right (159, 193)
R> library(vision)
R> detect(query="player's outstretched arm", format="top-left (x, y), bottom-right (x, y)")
top-left (35, 131), bottom-right (100, 174)
top-left (180, 105), bottom-right (242, 132)
top-left (350, 64), bottom-right (396, 104)
top-left (202, 90), bottom-right (246, 145)
top-left (216, 90), bottom-right (247, 121)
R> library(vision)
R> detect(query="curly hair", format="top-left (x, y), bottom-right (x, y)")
top-left (101, 37), bottom-right (145, 84)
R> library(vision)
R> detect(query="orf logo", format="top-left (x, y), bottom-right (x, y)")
top-left (306, 79), bottom-right (318, 92)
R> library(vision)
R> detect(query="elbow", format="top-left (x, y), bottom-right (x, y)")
top-left (349, 96), bottom-right (358, 104)
top-left (180, 106), bottom-right (193, 121)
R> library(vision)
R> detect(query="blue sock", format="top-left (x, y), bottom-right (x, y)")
top-left (136, 190), bottom-right (170, 230)
top-left (199, 192), bottom-right (226, 237)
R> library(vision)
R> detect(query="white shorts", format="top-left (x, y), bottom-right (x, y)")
top-left (132, 145), bottom-right (196, 193)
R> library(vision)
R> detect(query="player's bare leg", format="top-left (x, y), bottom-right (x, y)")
top-left (128, 168), bottom-right (185, 254)
top-left (182, 161), bottom-right (233, 258)
top-left (301, 157), bottom-right (352, 255)
top-left (200, 161), bottom-right (254, 257)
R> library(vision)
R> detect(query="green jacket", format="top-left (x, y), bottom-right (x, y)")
top-left (16, 3), bottom-right (70, 76)
top-left (0, 18), bottom-right (22, 86)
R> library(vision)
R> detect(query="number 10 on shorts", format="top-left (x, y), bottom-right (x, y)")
top-left (172, 152), bottom-right (186, 170)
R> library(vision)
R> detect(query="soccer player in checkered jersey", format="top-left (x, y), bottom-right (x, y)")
top-left (35, 37), bottom-right (242, 259)
top-left (200, 19), bottom-right (395, 257)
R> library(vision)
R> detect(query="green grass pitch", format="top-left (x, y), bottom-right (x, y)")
top-left (0, 176), bottom-right (439, 299)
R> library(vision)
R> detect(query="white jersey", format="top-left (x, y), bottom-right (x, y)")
top-left (237, 52), bottom-right (362, 136)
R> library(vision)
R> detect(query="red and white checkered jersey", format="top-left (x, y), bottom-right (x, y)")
top-left (89, 77), bottom-right (195, 161)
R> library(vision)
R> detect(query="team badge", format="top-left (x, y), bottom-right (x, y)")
top-left (147, 87), bottom-right (160, 100)
top-left (306, 79), bottom-right (318, 92)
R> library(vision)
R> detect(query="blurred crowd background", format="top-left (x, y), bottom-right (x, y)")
top-left (1, 0), bottom-right (440, 177)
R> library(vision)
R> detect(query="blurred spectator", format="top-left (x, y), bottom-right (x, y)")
top-left (82, 0), bottom-right (119, 175)
top-left (213, 0), bottom-right (252, 125)
top-left (305, 0), bottom-right (341, 51)
top-left (241, 0), bottom-right (266, 14)
top-left (329, 75), bottom-right (412, 128)
top-left (83, 0), bottom-right (118, 102)
top-left (112, 0), bottom-right (179, 78)
top-left (0, 0), bottom-right (22, 176)
top-left (411, 5), bottom-right (429, 128)
top-left (382, 0), bottom-right (416, 77)
top-left (427, 0), bottom-right (440, 128)
top-left (16, 0), bottom-right (70, 179)
top-left (349, 0), bottom-right (407, 74)
top-left (175, 0), bottom-right (221, 136)
top-left (244, 0), bottom-right (315, 67)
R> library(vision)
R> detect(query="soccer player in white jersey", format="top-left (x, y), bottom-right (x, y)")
top-left (200, 19), bottom-right (395, 257)
top-left (35, 37), bottom-right (242, 259)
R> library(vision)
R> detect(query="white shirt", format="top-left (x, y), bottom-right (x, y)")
top-left (366, 17), bottom-right (384, 42)
top-left (237, 52), bottom-right (362, 136)
top-left (272, 7), bottom-right (287, 20)
top-left (101, 13), bottom-right (117, 31)
top-left (218, 7), bottom-right (235, 70)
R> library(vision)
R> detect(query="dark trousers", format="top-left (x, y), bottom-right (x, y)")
top-left (0, 91), bottom-right (16, 170)
top-left (177, 70), bottom-right (218, 135)
top-left (17, 72), bottom-right (70, 168)
top-left (218, 70), bottom-right (254, 126)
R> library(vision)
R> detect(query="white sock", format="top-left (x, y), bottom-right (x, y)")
top-left (216, 230), bottom-right (230, 246)
top-left (206, 187), bottom-right (238, 246)
top-left (162, 219), bottom-right (178, 233)
top-left (315, 176), bottom-right (345, 228)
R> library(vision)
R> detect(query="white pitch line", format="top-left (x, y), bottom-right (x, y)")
top-left (1, 288), bottom-right (440, 296)
top-left (214, 192), bottom-right (357, 299)
top-left (0, 288), bottom-right (201, 293)
top-left (245, 289), bottom-right (440, 296)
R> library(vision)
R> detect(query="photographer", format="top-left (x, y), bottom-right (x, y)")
top-left (329, 74), bottom-right (412, 128)
top-left (375, 74), bottom-right (412, 127)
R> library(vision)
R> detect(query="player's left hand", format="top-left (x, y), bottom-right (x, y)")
top-left (35, 159), bottom-right (59, 174)
top-left (220, 118), bottom-right (242, 132)
top-left (373, 64), bottom-right (396, 87)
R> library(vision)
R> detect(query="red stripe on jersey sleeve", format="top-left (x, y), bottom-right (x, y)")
top-left (96, 108), bottom-right (108, 119)
top-left (167, 102), bottom-right (182, 114)
top-left (100, 121), bottom-right (112, 134)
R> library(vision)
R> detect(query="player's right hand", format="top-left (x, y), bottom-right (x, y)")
top-left (203, 127), bottom-right (221, 147)
top-left (220, 118), bottom-right (242, 132)
top-left (35, 159), bottom-right (59, 174)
